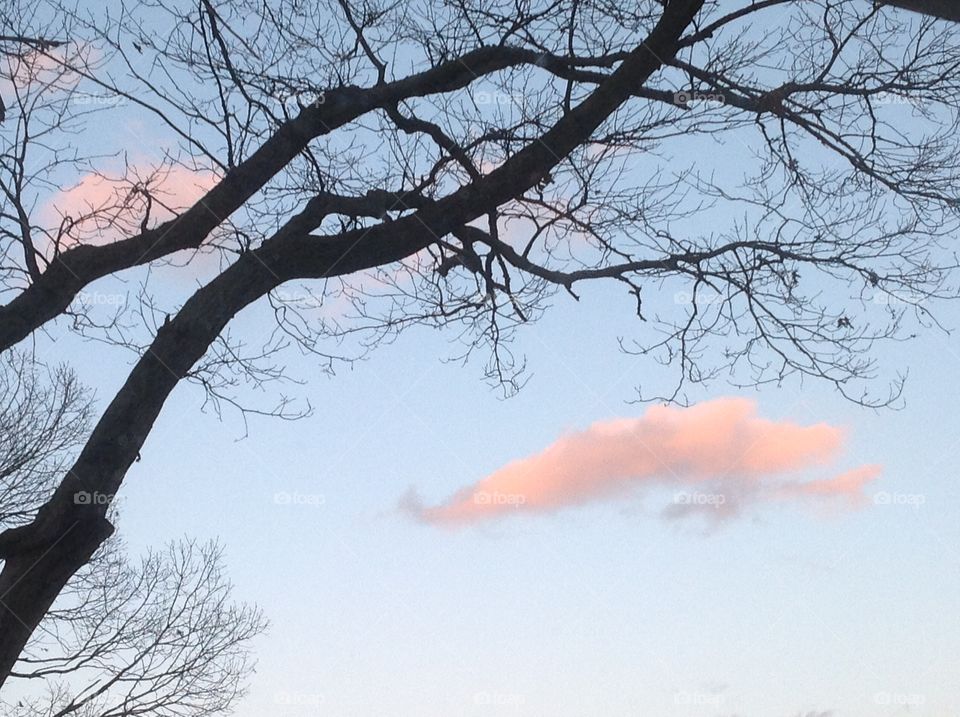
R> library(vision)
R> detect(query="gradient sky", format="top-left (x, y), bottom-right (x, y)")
top-left (39, 279), bottom-right (960, 717)
top-left (12, 3), bottom-right (960, 715)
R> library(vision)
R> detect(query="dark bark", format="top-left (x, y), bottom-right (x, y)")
top-left (0, 41), bottom-right (688, 354)
top-left (0, 0), bottom-right (707, 685)
top-left (879, 0), bottom-right (960, 21)
top-left (0, 46), bottom-right (577, 354)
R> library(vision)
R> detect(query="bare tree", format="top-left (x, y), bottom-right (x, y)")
top-left (6, 539), bottom-right (265, 717)
top-left (0, 22), bottom-right (62, 125)
top-left (0, 355), bottom-right (265, 716)
top-left (0, 352), bottom-right (91, 528)
top-left (1, 0), bottom-right (959, 687)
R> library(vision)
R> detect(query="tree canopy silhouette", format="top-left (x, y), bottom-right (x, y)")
top-left (1, 0), bottom-right (959, 689)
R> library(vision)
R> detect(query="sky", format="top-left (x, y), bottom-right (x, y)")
top-left (7, 2), bottom-right (960, 716)
top-left (44, 278), bottom-right (960, 717)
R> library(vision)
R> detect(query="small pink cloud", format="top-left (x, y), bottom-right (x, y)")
top-left (778, 464), bottom-right (883, 505)
top-left (41, 163), bottom-right (219, 250)
top-left (1, 41), bottom-right (95, 91)
top-left (406, 397), bottom-right (880, 526)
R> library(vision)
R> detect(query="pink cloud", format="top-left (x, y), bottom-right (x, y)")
top-left (406, 397), bottom-right (880, 526)
top-left (1, 42), bottom-right (94, 91)
top-left (778, 464), bottom-right (882, 504)
top-left (41, 163), bottom-right (219, 250)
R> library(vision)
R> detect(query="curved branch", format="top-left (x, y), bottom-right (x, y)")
top-left (0, 44), bottom-right (624, 353)
top-left (0, 0), bottom-right (706, 685)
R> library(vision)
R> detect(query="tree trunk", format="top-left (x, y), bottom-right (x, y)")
top-left (0, 0), bottom-right (705, 688)
top-left (0, 514), bottom-right (114, 681)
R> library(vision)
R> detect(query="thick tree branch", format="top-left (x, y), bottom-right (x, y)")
top-left (879, 0), bottom-right (960, 21)
top-left (0, 0), bottom-right (706, 685)
top-left (0, 44), bottom-right (631, 353)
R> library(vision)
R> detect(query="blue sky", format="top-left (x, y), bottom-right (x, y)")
top-left (40, 275), bottom-right (960, 717)
top-left (10, 2), bottom-right (960, 713)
